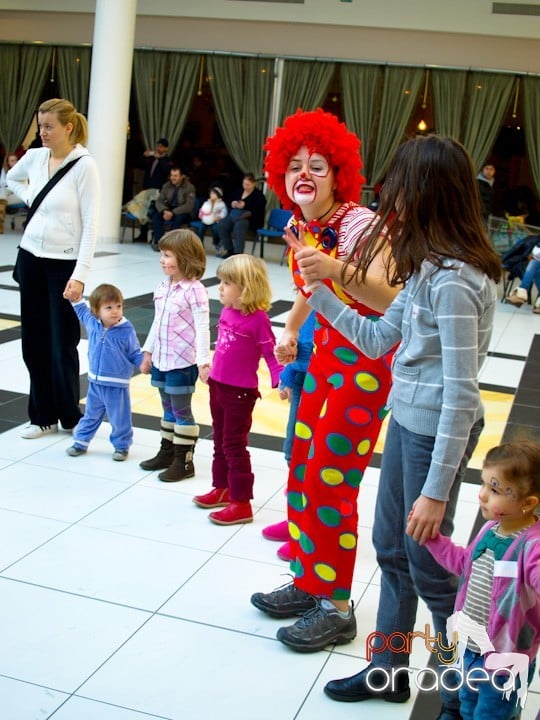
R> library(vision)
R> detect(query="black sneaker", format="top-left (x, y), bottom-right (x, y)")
top-left (250, 581), bottom-right (317, 618)
top-left (276, 598), bottom-right (356, 652)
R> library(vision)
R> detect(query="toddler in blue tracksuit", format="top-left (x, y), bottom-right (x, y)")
top-left (65, 283), bottom-right (144, 461)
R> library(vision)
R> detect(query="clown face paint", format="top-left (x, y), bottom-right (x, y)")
top-left (160, 249), bottom-right (183, 283)
top-left (478, 466), bottom-right (523, 530)
top-left (285, 146), bottom-right (335, 216)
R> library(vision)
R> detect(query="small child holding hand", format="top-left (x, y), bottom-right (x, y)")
top-left (193, 254), bottom-right (283, 526)
top-left (65, 283), bottom-right (144, 461)
top-left (425, 441), bottom-right (540, 720)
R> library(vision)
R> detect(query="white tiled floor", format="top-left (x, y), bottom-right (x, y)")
top-left (0, 232), bottom-right (538, 720)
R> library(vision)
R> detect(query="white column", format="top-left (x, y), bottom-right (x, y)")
top-left (87, 0), bottom-right (137, 244)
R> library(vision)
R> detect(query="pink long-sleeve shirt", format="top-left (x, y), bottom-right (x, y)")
top-left (210, 306), bottom-right (282, 389)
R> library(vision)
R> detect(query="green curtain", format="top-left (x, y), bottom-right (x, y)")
top-left (522, 76), bottom-right (540, 196)
top-left (207, 55), bottom-right (274, 176)
top-left (0, 45), bottom-right (52, 153)
top-left (368, 65), bottom-right (424, 189)
top-left (461, 71), bottom-right (515, 169)
top-left (431, 69), bottom-right (467, 139)
top-left (56, 46), bottom-right (91, 115)
top-left (279, 59), bottom-right (335, 122)
top-left (133, 50), bottom-right (200, 154)
top-left (340, 63), bottom-right (384, 202)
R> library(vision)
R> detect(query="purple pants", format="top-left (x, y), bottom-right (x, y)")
top-left (209, 378), bottom-right (259, 502)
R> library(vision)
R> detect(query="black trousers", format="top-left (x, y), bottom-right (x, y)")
top-left (17, 248), bottom-right (82, 428)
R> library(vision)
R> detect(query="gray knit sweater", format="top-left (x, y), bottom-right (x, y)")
top-left (308, 258), bottom-right (497, 501)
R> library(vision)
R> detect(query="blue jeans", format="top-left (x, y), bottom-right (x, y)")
top-left (371, 416), bottom-right (484, 708)
top-left (459, 649), bottom-right (534, 720)
top-left (519, 258), bottom-right (540, 292)
top-left (152, 211), bottom-right (192, 244)
top-left (282, 371), bottom-right (305, 465)
top-left (216, 210), bottom-right (250, 254)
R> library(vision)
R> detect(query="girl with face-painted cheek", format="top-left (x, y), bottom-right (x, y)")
top-left (425, 441), bottom-right (540, 720)
top-left (251, 109), bottom-right (398, 653)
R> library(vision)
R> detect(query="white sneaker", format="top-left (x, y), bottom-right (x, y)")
top-left (21, 423), bottom-right (59, 439)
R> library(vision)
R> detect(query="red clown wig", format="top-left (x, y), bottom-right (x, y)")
top-left (264, 108), bottom-right (365, 212)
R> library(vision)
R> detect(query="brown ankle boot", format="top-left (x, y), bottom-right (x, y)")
top-left (158, 443), bottom-right (195, 482)
top-left (139, 438), bottom-right (174, 470)
top-left (158, 424), bottom-right (199, 482)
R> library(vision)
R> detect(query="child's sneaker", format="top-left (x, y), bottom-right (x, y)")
top-left (112, 449), bottom-right (128, 462)
top-left (66, 444), bottom-right (86, 457)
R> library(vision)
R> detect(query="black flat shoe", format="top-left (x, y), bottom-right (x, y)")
top-left (324, 665), bottom-right (411, 703)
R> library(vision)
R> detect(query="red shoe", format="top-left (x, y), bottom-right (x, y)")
top-left (193, 487), bottom-right (230, 508)
top-left (262, 519), bottom-right (289, 542)
top-left (209, 501), bottom-right (253, 526)
top-left (277, 541), bottom-right (291, 562)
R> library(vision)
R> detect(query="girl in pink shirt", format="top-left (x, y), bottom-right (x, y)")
top-left (194, 254), bottom-right (282, 525)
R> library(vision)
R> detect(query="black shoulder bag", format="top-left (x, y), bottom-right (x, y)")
top-left (13, 157), bottom-right (83, 283)
top-left (22, 156), bottom-right (83, 230)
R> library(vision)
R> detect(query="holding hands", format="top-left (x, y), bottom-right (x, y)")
top-left (198, 364), bottom-right (210, 384)
top-left (63, 279), bottom-right (84, 303)
top-left (274, 331), bottom-right (298, 365)
top-left (140, 351), bottom-right (152, 374)
top-left (406, 495), bottom-right (447, 545)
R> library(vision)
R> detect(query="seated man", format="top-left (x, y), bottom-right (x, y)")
top-left (151, 167), bottom-right (196, 249)
top-left (216, 173), bottom-right (266, 257)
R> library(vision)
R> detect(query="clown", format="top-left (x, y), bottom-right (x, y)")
top-left (251, 109), bottom-right (399, 652)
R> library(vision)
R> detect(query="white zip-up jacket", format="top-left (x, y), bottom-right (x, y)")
top-left (7, 145), bottom-right (100, 283)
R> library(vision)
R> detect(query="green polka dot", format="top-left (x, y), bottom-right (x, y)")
top-left (295, 421), bottom-right (312, 441)
top-left (314, 563), bottom-right (337, 583)
top-left (378, 406), bottom-right (390, 420)
top-left (327, 433), bottom-right (353, 456)
top-left (307, 444), bottom-right (315, 460)
top-left (328, 373), bottom-right (344, 389)
top-left (339, 533), bottom-right (357, 550)
top-left (289, 521), bottom-right (301, 540)
top-left (318, 506), bottom-right (341, 527)
top-left (356, 438), bottom-right (372, 456)
top-left (354, 372), bottom-right (380, 393)
top-left (291, 557), bottom-right (304, 577)
top-left (334, 346), bottom-right (359, 365)
top-left (294, 464), bottom-right (306, 482)
top-left (303, 373), bottom-right (317, 393)
top-left (321, 467), bottom-right (345, 486)
top-left (288, 491), bottom-right (307, 511)
top-left (333, 588), bottom-right (351, 601)
top-left (344, 468), bottom-right (363, 488)
top-left (299, 532), bottom-right (315, 554)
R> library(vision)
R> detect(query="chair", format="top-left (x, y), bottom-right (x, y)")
top-left (252, 208), bottom-right (293, 259)
top-left (500, 234), bottom-right (538, 303)
top-left (120, 211), bottom-right (142, 243)
top-left (6, 202), bottom-right (28, 230)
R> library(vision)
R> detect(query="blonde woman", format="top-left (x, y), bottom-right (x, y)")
top-left (7, 98), bottom-right (100, 438)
